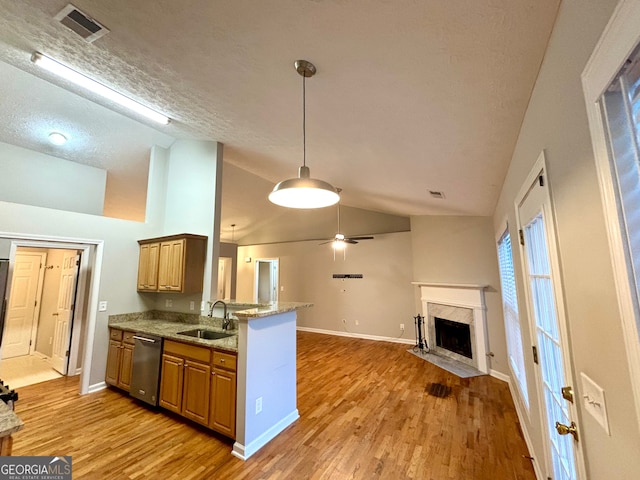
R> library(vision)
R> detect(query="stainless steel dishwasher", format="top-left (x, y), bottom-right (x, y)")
top-left (130, 333), bottom-right (163, 406)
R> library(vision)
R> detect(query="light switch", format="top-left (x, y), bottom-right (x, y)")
top-left (98, 301), bottom-right (107, 312)
top-left (580, 372), bottom-right (610, 435)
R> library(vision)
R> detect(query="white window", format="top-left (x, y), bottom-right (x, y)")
top-left (582, 0), bottom-right (640, 428)
top-left (497, 228), bottom-right (529, 408)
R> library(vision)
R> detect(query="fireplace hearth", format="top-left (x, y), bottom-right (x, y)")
top-left (412, 282), bottom-right (489, 374)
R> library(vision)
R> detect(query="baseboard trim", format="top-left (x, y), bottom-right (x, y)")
top-left (490, 369), bottom-right (510, 383)
top-left (87, 381), bottom-right (107, 394)
top-left (232, 409), bottom-right (300, 461)
top-left (296, 326), bottom-right (414, 345)
top-left (507, 378), bottom-right (543, 480)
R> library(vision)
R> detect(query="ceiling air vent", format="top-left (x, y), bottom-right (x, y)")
top-left (429, 190), bottom-right (445, 199)
top-left (54, 4), bottom-right (110, 43)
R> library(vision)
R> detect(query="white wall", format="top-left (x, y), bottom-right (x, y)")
top-left (237, 232), bottom-right (416, 342)
top-left (492, 0), bottom-right (640, 477)
top-left (0, 141), bottom-right (106, 216)
top-left (409, 216), bottom-right (508, 375)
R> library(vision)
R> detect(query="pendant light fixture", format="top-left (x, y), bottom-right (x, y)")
top-left (268, 60), bottom-right (340, 209)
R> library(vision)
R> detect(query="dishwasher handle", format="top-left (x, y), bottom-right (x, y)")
top-left (133, 335), bottom-right (158, 343)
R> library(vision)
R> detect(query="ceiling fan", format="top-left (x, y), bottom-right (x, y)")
top-left (320, 190), bottom-right (374, 249)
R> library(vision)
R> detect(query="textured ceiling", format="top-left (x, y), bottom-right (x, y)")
top-left (0, 0), bottom-right (560, 226)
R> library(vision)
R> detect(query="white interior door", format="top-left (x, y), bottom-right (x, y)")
top-left (51, 252), bottom-right (79, 374)
top-left (255, 259), bottom-right (279, 303)
top-left (2, 252), bottom-right (46, 359)
top-left (517, 162), bottom-right (584, 480)
top-left (217, 257), bottom-right (232, 300)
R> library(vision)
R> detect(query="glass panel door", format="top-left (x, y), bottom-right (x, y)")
top-left (517, 163), bottom-right (583, 479)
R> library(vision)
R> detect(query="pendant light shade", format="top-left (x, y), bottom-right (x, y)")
top-left (268, 60), bottom-right (340, 209)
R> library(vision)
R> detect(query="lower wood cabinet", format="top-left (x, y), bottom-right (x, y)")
top-left (105, 329), bottom-right (134, 391)
top-left (159, 339), bottom-right (236, 438)
top-left (210, 351), bottom-right (237, 437)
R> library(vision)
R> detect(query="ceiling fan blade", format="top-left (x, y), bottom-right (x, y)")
top-left (319, 240), bottom-right (333, 245)
top-left (345, 239), bottom-right (358, 244)
top-left (346, 236), bottom-right (374, 241)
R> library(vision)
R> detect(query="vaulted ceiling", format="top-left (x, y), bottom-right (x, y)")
top-left (0, 0), bottom-right (560, 238)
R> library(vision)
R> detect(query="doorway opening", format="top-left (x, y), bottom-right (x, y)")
top-left (254, 258), bottom-right (279, 304)
top-left (0, 234), bottom-right (101, 396)
top-left (0, 246), bottom-right (81, 388)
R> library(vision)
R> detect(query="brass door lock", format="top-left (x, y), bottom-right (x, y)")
top-left (555, 421), bottom-right (579, 442)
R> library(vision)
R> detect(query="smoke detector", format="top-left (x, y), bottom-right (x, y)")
top-left (54, 4), bottom-right (110, 43)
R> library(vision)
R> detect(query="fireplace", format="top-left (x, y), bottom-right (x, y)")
top-left (412, 282), bottom-right (489, 373)
top-left (435, 317), bottom-right (472, 359)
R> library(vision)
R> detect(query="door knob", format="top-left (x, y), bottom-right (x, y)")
top-left (555, 421), bottom-right (579, 441)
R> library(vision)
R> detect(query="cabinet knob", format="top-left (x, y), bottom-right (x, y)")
top-left (220, 358), bottom-right (225, 363)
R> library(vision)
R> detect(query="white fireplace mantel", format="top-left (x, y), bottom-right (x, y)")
top-left (412, 282), bottom-right (489, 373)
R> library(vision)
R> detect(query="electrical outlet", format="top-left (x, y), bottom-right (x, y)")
top-left (280, 285), bottom-right (285, 292)
top-left (189, 301), bottom-right (195, 311)
top-left (165, 299), bottom-right (172, 308)
top-left (355, 320), bottom-right (359, 326)
top-left (98, 301), bottom-right (107, 312)
top-left (400, 323), bottom-right (405, 331)
top-left (256, 396), bottom-right (263, 414)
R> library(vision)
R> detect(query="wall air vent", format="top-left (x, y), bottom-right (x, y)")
top-left (54, 4), bottom-right (110, 43)
top-left (429, 190), bottom-right (445, 199)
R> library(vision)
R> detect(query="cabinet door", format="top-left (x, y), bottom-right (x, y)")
top-left (159, 354), bottom-right (184, 413)
top-left (105, 340), bottom-right (122, 386)
top-left (158, 240), bottom-right (185, 291)
top-left (210, 368), bottom-right (237, 438)
top-left (137, 243), bottom-right (160, 291)
top-left (183, 360), bottom-right (211, 425)
top-left (118, 343), bottom-right (134, 391)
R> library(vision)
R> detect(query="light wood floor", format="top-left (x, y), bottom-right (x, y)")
top-left (12, 331), bottom-right (536, 479)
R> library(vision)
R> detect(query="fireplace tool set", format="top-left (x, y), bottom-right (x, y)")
top-left (413, 314), bottom-right (429, 354)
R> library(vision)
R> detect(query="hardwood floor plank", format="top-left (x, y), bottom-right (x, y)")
top-left (11, 331), bottom-right (535, 479)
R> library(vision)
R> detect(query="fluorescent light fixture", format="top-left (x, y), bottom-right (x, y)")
top-left (31, 52), bottom-right (170, 125)
top-left (48, 132), bottom-right (67, 145)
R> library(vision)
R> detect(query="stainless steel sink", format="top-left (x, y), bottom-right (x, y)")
top-left (176, 329), bottom-right (234, 340)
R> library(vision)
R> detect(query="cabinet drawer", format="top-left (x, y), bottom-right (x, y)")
top-left (164, 340), bottom-right (211, 363)
top-left (123, 331), bottom-right (135, 345)
top-left (110, 329), bottom-right (123, 341)
top-left (213, 351), bottom-right (237, 371)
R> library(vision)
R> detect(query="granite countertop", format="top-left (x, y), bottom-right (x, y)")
top-left (233, 301), bottom-right (313, 319)
top-left (108, 301), bottom-right (313, 350)
top-left (0, 401), bottom-right (23, 438)
top-left (108, 319), bottom-right (238, 352)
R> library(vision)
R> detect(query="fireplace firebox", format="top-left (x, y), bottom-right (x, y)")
top-left (435, 317), bottom-right (473, 359)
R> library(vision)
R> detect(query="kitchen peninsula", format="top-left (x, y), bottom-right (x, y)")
top-left (108, 301), bottom-right (312, 461)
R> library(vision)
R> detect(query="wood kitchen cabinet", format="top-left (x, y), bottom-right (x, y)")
top-left (210, 350), bottom-right (237, 438)
top-left (159, 340), bottom-right (211, 426)
top-left (137, 234), bottom-right (207, 293)
top-left (105, 329), bottom-right (135, 391)
top-left (137, 242), bottom-right (159, 291)
top-left (158, 339), bottom-right (237, 438)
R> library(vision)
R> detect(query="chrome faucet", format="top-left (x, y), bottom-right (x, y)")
top-left (209, 300), bottom-right (231, 330)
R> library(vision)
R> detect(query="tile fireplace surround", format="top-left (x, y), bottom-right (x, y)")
top-left (412, 283), bottom-right (489, 374)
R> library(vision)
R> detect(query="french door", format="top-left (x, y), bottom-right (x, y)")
top-left (517, 156), bottom-right (585, 479)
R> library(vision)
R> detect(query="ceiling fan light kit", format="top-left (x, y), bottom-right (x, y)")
top-left (268, 60), bottom-right (340, 209)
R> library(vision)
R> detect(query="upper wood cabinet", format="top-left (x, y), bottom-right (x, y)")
top-left (137, 234), bottom-right (207, 293)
